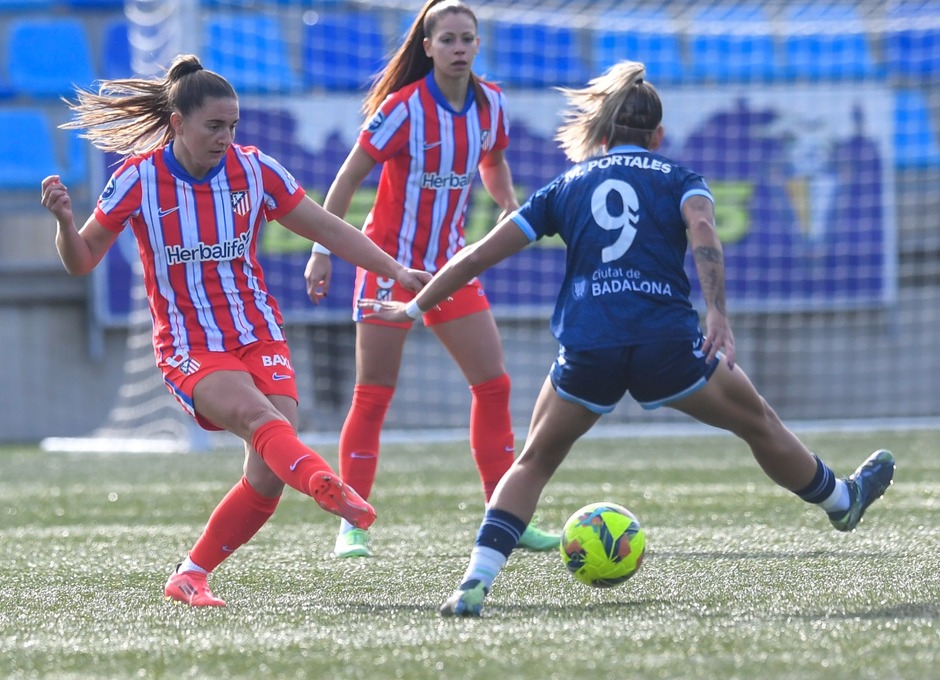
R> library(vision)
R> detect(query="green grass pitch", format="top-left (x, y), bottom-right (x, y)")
top-left (1, 428), bottom-right (937, 679)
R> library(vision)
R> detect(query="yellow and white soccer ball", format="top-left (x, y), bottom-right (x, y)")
top-left (560, 501), bottom-right (646, 588)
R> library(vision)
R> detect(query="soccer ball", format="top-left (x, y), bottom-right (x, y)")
top-left (559, 502), bottom-right (646, 588)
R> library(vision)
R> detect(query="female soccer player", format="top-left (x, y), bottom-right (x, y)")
top-left (360, 60), bottom-right (896, 616)
top-left (40, 54), bottom-right (429, 607)
top-left (303, 0), bottom-right (558, 557)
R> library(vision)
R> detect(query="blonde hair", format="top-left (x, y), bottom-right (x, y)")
top-left (362, 0), bottom-right (487, 119)
top-left (555, 60), bottom-right (662, 163)
top-left (61, 54), bottom-right (236, 157)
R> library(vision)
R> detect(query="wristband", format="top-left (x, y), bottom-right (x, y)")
top-left (312, 243), bottom-right (331, 256)
top-left (404, 299), bottom-right (423, 320)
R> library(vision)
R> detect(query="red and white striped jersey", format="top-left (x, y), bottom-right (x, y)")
top-left (358, 73), bottom-right (510, 272)
top-left (94, 142), bottom-right (305, 361)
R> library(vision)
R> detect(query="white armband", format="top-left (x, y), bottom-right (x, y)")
top-left (312, 243), bottom-right (331, 256)
top-left (404, 299), bottom-right (424, 320)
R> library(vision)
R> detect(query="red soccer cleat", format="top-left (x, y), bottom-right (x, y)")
top-left (309, 471), bottom-right (377, 530)
top-left (164, 566), bottom-right (226, 607)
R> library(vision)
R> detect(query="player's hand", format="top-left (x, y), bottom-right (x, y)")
top-left (395, 267), bottom-right (431, 293)
top-left (357, 298), bottom-right (411, 323)
top-left (41, 175), bottom-right (74, 224)
top-left (304, 252), bottom-right (333, 305)
top-left (702, 308), bottom-right (736, 369)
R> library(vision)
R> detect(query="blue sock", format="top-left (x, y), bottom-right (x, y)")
top-left (796, 454), bottom-right (849, 513)
top-left (457, 508), bottom-right (528, 591)
top-left (475, 508), bottom-right (527, 557)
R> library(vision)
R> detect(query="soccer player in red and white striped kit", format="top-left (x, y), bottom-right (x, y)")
top-left (304, 0), bottom-right (560, 557)
top-left (41, 54), bottom-right (430, 606)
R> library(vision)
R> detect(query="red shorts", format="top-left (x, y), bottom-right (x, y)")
top-left (159, 340), bottom-right (298, 431)
top-left (352, 267), bottom-right (491, 328)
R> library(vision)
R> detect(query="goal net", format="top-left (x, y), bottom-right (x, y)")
top-left (43, 0), bottom-right (940, 453)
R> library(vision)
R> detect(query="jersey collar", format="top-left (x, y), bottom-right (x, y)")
top-left (607, 144), bottom-right (649, 155)
top-left (164, 142), bottom-right (227, 184)
top-left (425, 72), bottom-right (475, 115)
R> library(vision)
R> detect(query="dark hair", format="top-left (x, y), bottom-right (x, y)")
top-left (362, 0), bottom-right (488, 119)
top-left (62, 54), bottom-right (237, 156)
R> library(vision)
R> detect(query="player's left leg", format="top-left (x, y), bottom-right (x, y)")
top-left (432, 308), bottom-right (560, 551)
top-left (441, 377), bottom-right (600, 616)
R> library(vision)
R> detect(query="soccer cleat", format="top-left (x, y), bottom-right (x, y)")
top-left (164, 565), bottom-right (226, 607)
top-left (828, 449), bottom-right (896, 532)
top-left (333, 527), bottom-right (372, 558)
top-left (309, 472), bottom-right (377, 530)
top-left (439, 579), bottom-right (489, 617)
top-left (517, 522), bottom-right (561, 552)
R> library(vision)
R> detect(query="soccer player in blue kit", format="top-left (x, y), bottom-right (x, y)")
top-left (360, 61), bottom-right (896, 617)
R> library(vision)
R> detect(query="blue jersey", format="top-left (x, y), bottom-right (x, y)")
top-left (511, 144), bottom-right (713, 350)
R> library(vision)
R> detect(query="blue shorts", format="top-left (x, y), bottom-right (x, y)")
top-left (549, 335), bottom-right (720, 414)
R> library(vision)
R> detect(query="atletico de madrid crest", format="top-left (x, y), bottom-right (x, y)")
top-left (230, 191), bottom-right (249, 216)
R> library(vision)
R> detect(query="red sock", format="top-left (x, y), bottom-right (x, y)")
top-left (251, 420), bottom-right (332, 496)
top-left (338, 384), bottom-right (393, 500)
top-left (469, 374), bottom-right (515, 502)
top-left (188, 476), bottom-right (280, 573)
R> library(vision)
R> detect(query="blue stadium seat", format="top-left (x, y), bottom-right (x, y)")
top-left (202, 15), bottom-right (302, 95)
top-left (687, 4), bottom-right (781, 83)
top-left (894, 89), bottom-right (940, 169)
top-left (0, 0), bottom-right (54, 9)
top-left (782, 4), bottom-right (882, 81)
top-left (885, 0), bottom-right (940, 81)
top-left (489, 21), bottom-right (586, 88)
top-left (591, 10), bottom-right (684, 85)
top-left (0, 108), bottom-right (63, 189)
top-left (101, 19), bottom-right (133, 81)
top-left (303, 12), bottom-right (387, 91)
top-left (58, 0), bottom-right (125, 8)
top-left (5, 18), bottom-right (97, 98)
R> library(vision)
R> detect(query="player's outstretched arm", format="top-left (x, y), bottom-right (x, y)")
top-left (361, 216), bottom-right (530, 323)
top-left (280, 196), bottom-right (429, 292)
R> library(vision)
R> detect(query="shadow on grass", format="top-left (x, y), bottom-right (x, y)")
top-left (649, 548), bottom-right (900, 560)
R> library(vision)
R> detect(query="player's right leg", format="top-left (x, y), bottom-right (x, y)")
top-left (670, 360), bottom-right (893, 529)
top-left (334, 322), bottom-right (409, 557)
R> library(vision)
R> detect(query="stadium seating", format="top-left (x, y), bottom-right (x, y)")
top-left (303, 12), bottom-right (388, 91)
top-left (489, 20), bottom-right (587, 88)
top-left (591, 10), bottom-right (684, 85)
top-left (0, 0), bottom-right (53, 9)
top-left (0, 108), bottom-right (63, 189)
top-left (58, 0), bottom-right (124, 8)
top-left (894, 88), bottom-right (940, 169)
top-left (202, 14), bottom-right (303, 95)
top-left (5, 17), bottom-right (97, 98)
top-left (687, 4), bottom-right (781, 83)
top-left (782, 4), bottom-right (881, 81)
top-left (101, 19), bottom-right (133, 80)
top-left (885, 0), bottom-right (940, 82)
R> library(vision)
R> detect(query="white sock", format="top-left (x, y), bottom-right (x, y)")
top-left (179, 556), bottom-right (209, 575)
top-left (818, 479), bottom-right (851, 513)
top-left (460, 546), bottom-right (508, 591)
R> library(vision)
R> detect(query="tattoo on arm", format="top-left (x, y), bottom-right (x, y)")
top-left (693, 245), bottom-right (727, 315)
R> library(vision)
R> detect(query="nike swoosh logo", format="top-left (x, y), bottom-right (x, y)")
top-left (349, 452), bottom-right (375, 459)
top-left (272, 373), bottom-right (292, 381)
top-left (221, 545), bottom-right (235, 553)
top-left (158, 206), bottom-right (180, 217)
top-left (289, 455), bottom-right (310, 471)
top-left (423, 141), bottom-right (442, 150)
